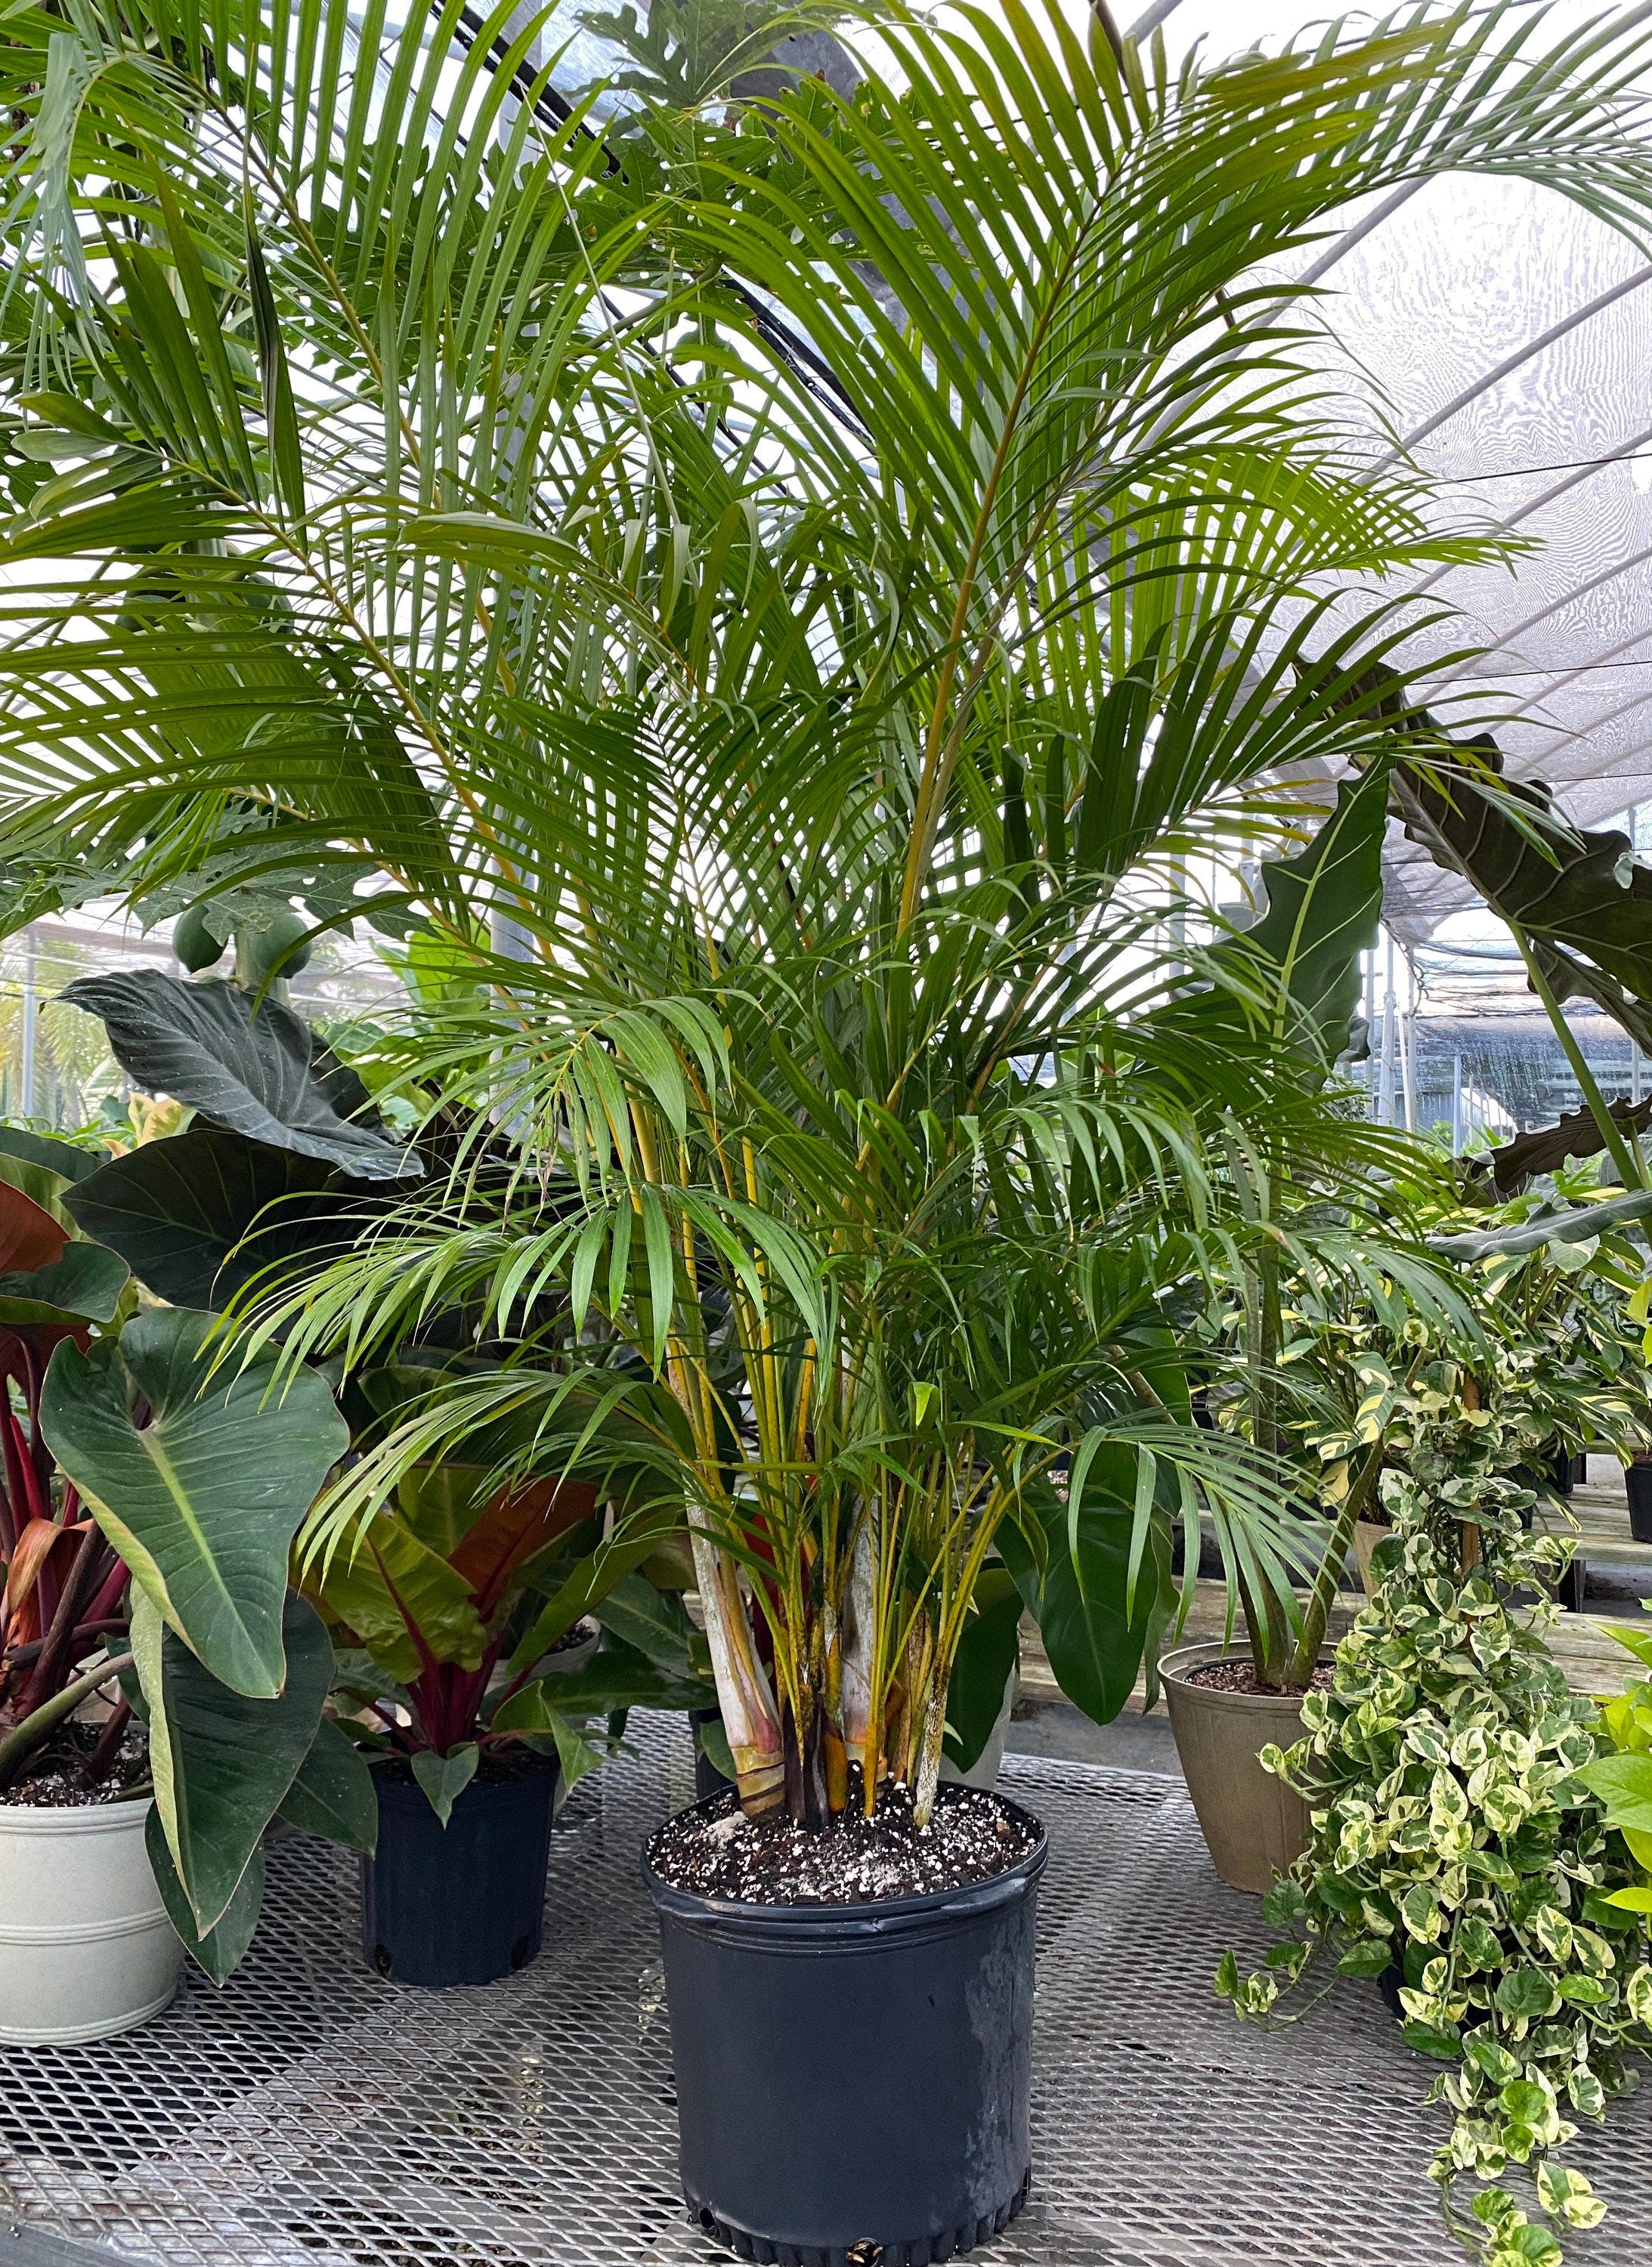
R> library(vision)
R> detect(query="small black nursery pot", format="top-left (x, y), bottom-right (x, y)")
top-left (1628, 1458), bottom-right (1652, 1545)
top-left (642, 1792), bottom-right (1047, 2267)
top-left (362, 1758), bottom-right (559, 1987)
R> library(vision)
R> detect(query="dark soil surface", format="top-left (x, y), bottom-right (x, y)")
top-left (648, 1777), bottom-right (1041, 1906)
top-left (1185, 1659), bottom-right (1335, 1696)
top-left (0, 1721), bottom-right (148, 1809)
top-left (543, 1617), bottom-right (598, 1656)
top-left (372, 1746), bottom-right (558, 1789)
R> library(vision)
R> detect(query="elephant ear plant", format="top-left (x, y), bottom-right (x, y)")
top-left (60, 955), bottom-right (717, 1828)
top-left (0, 1115), bottom-right (361, 1983)
top-left (1219, 1444), bottom-right (1652, 2266)
top-left (33, 1296), bottom-right (360, 1981)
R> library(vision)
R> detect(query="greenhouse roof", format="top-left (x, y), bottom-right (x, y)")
top-left (515, 0), bottom-right (1652, 948)
top-left (1140, 2), bottom-right (1652, 942)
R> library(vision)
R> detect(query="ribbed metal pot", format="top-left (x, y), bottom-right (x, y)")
top-left (0, 1796), bottom-right (182, 2044)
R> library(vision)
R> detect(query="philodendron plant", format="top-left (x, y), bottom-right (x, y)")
top-left (58, 959), bottom-right (717, 1817)
top-left (1219, 1458), bottom-right (1652, 2266)
top-left (38, 1303), bottom-right (367, 1981)
top-left (303, 1368), bottom-right (715, 1817)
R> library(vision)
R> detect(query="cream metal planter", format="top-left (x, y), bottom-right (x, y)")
top-left (1160, 1641), bottom-right (1319, 1895)
top-left (0, 1796), bottom-right (183, 2044)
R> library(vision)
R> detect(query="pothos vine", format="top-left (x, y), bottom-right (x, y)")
top-left (1218, 1397), bottom-right (1652, 2267)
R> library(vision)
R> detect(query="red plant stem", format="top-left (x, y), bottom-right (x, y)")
top-left (84, 1695), bottom-right (131, 1786)
top-left (408, 1650), bottom-right (501, 1756)
top-left (17, 1339), bottom-right (52, 1506)
top-left (5, 1615), bottom-right (128, 1670)
top-left (82, 1553), bottom-right (128, 1629)
top-left (367, 1700), bottom-right (418, 1752)
top-left (0, 1404), bottom-right (41, 1532)
top-left (20, 1526), bottom-right (103, 1718)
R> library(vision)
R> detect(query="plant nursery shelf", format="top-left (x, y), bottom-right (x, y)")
top-left (4, 1717), bottom-right (1652, 2267)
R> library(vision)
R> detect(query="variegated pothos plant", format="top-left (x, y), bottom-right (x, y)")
top-left (1219, 1427), bottom-right (1652, 2267)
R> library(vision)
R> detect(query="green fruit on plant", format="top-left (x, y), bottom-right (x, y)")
top-left (236, 909), bottom-right (314, 983)
top-left (234, 907), bottom-right (313, 983)
top-left (172, 902), bottom-right (227, 973)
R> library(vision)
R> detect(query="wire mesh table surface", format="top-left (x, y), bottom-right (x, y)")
top-left (5, 1717), bottom-right (1652, 2267)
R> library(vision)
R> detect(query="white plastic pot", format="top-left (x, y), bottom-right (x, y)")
top-left (531, 1614), bottom-right (602, 1679)
top-left (0, 1796), bottom-right (183, 2044)
top-left (940, 1665), bottom-right (1019, 1792)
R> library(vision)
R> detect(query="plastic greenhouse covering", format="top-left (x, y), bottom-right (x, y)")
top-left (454, 0), bottom-right (1652, 939)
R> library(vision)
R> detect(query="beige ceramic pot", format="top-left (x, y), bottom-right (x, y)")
top-left (1160, 1641), bottom-right (1323, 1894)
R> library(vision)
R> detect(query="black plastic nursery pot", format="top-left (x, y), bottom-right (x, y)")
top-left (361, 1756), bottom-right (559, 1987)
top-left (642, 1792), bottom-right (1047, 2267)
top-left (1629, 1459), bottom-right (1652, 1545)
top-left (688, 1707), bottom-right (736, 1802)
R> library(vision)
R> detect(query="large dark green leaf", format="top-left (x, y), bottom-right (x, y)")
top-left (1429, 1186), bottom-right (1652, 1262)
top-left (492, 1652), bottom-right (715, 1720)
top-left (1393, 728), bottom-right (1652, 1039)
top-left (942, 1566), bottom-right (1022, 1774)
top-left (0, 1237), bottom-right (128, 1326)
top-left (1473, 1099), bottom-right (1652, 1198)
top-left (65, 1124), bottom-right (365, 1310)
top-left (0, 1126), bottom-right (108, 1183)
top-left (277, 1716), bottom-right (379, 1851)
top-left (1194, 761), bottom-right (1391, 1069)
top-left (145, 1809), bottom-right (266, 1986)
top-left (999, 1450), bottom-right (1164, 1725)
top-left (41, 1307), bottom-right (348, 1696)
top-left (136, 1588), bottom-right (332, 1932)
top-left (59, 971), bottom-right (416, 1180)
top-left (592, 1569), bottom-right (698, 1675)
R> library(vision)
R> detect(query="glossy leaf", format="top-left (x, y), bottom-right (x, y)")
top-left (277, 1716), bottom-right (379, 1851)
top-left (311, 1511), bottom-right (487, 1681)
top-left (136, 1588), bottom-right (332, 1931)
top-left (999, 1452), bottom-right (1160, 1725)
top-left (1197, 761), bottom-right (1391, 1068)
top-left (0, 1173), bottom-right (68, 1270)
top-left (410, 1743), bottom-right (478, 1826)
top-left (0, 1236), bottom-right (128, 1327)
top-left (42, 1307), bottom-right (348, 1696)
top-left (942, 1566), bottom-right (1022, 1774)
top-left (0, 1127), bottom-right (107, 1183)
top-left (494, 1652), bottom-right (714, 1723)
top-left (65, 1126), bottom-right (362, 1310)
top-left (146, 1808), bottom-right (266, 1987)
top-left (591, 1568), bottom-right (698, 1675)
top-left (1578, 1752), bottom-right (1652, 1835)
top-left (60, 971), bottom-right (416, 1181)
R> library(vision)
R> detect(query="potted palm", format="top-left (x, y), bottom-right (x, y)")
top-left (2, 0), bottom-right (1650, 2249)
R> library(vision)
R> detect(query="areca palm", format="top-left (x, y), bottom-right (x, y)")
top-left (1, 0), bottom-right (1651, 1820)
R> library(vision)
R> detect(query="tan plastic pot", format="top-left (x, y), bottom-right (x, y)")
top-left (1353, 1520), bottom-right (1390, 1598)
top-left (1160, 1642), bottom-right (1321, 1894)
